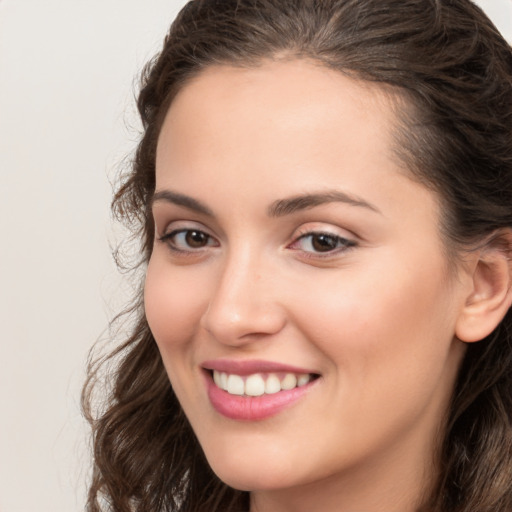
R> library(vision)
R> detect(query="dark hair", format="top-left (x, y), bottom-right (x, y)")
top-left (83, 1), bottom-right (512, 510)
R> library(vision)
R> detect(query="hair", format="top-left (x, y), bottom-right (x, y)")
top-left (82, 1), bottom-right (512, 511)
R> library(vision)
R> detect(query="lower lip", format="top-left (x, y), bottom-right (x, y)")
top-left (205, 373), bottom-right (316, 421)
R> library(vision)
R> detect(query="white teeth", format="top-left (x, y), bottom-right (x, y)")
top-left (281, 373), bottom-right (297, 390)
top-left (265, 374), bottom-right (281, 394)
top-left (220, 372), bottom-right (228, 390)
top-left (297, 374), bottom-right (311, 387)
top-left (212, 370), bottom-right (314, 396)
top-left (245, 374), bottom-right (265, 396)
top-left (226, 374), bottom-right (244, 395)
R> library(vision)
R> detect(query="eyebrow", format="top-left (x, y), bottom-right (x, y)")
top-left (151, 188), bottom-right (381, 218)
top-left (151, 190), bottom-right (214, 216)
top-left (268, 190), bottom-right (381, 217)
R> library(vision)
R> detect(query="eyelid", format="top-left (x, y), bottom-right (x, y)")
top-left (156, 218), bottom-right (215, 239)
top-left (157, 221), bottom-right (220, 254)
top-left (292, 223), bottom-right (357, 242)
top-left (287, 225), bottom-right (358, 258)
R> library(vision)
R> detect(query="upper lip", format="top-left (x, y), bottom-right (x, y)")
top-left (201, 358), bottom-right (319, 376)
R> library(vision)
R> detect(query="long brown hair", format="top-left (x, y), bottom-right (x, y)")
top-left (83, 1), bottom-right (512, 510)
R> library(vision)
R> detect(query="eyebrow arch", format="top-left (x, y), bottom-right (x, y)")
top-left (268, 190), bottom-right (381, 217)
top-left (151, 190), bottom-right (214, 216)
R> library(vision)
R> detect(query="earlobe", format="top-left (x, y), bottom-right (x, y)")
top-left (455, 233), bottom-right (512, 343)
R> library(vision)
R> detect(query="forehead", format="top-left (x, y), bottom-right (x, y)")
top-left (155, 60), bottom-right (440, 234)
top-left (158, 59), bottom-right (399, 154)
top-left (173, 58), bottom-right (394, 108)
top-left (157, 60), bottom-right (401, 172)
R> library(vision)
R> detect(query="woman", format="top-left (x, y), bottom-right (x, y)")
top-left (83, 0), bottom-right (512, 511)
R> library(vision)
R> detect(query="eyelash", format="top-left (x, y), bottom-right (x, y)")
top-left (288, 231), bottom-right (356, 258)
top-left (158, 229), bottom-right (219, 254)
top-left (158, 228), bottom-right (356, 258)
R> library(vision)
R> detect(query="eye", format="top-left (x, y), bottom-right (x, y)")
top-left (159, 228), bottom-right (218, 252)
top-left (289, 231), bottom-right (356, 255)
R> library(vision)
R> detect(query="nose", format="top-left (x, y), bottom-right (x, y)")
top-left (200, 250), bottom-right (287, 347)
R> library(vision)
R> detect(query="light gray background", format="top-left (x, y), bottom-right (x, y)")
top-left (0, 1), bottom-right (511, 511)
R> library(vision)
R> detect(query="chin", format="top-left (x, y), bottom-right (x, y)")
top-left (213, 467), bottom-right (293, 492)
top-left (204, 448), bottom-right (300, 492)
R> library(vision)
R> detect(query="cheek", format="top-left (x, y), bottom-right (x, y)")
top-left (144, 256), bottom-right (207, 353)
top-left (282, 260), bottom-right (462, 460)
top-left (289, 254), bottom-right (458, 388)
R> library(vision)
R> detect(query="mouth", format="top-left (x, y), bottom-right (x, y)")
top-left (201, 360), bottom-right (320, 420)
top-left (211, 369), bottom-right (318, 396)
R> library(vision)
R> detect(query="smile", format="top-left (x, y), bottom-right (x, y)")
top-left (202, 360), bottom-right (320, 420)
top-left (213, 370), bottom-right (313, 396)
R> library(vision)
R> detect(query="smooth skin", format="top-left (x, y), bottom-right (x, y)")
top-left (145, 60), bottom-right (512, 512)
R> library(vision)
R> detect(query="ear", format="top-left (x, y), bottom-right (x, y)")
top-left (456, 230), bottom-right (512, 343)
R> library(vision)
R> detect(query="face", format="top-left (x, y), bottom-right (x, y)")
top-left (145, 60), bottom-right (469, 509)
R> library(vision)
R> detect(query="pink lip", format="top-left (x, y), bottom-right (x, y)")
top-left (201, 359), bottom-right (319, 421)
top-left (202, 358), bottom-right (316, 376)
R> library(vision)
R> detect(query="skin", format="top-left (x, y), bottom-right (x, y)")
top-left (144, 60), bottom-right (475, 512)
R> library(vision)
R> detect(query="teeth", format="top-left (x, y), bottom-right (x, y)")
top-left (245, 374), bottom-right (265, 396)
top-left (281, 373), bottom-right (297, 390)
top-left (265, 374), bottom-right (281, 394)
top-left (226, 374), bottom-right (244, 395)
top-left (297, 374), bottom-right (311, 387)
top-left (212, 370), bottom-right (314, 396)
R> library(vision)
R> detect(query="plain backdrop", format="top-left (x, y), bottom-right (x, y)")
top-left (0, 1), bottom-right (511, 511)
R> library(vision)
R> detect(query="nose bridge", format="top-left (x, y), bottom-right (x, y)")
top-left (200, 242), bottom-right (285, 344)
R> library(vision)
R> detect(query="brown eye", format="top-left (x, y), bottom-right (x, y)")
top-left (289, 231), bottom-right (356, 256)
top-left (185, 230), bottom-right (210, 248)
top-left (159, 228), bottom-right (218, 252)
top-left (311, 234), bottom-right (340, 252)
